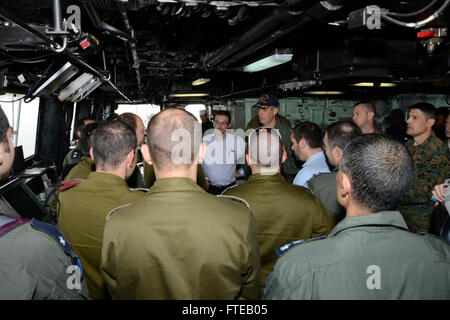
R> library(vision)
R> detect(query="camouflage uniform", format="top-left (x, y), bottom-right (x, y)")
top-left (398, 132), bottom-right (449, 232)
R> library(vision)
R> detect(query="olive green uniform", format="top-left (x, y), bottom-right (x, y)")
top-left (0, 219), bottom-right (89, 299)
top-left (50, 156), bottom-right (95, 215)
top-left (264, 211), bottom-right (450, 299)
top-left (101, 177), bottom-right (261, 300)
top-left (58, 172), bottom-right (147, 300)
top-left (308, 168), bottom-right (346, 223)
top-left (64, 156), bottom-right (94, 181)
top-left (398, 133), bottom-right (449, 232)
top-left (223, 173), bottom-right (334, 293)
top-left (144, 162), bottom-right (208, 190)
top-left (246, 116), bottom-right (299, 183)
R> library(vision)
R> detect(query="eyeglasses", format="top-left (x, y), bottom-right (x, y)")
top-left (213, 120), bottom-right (229, 126)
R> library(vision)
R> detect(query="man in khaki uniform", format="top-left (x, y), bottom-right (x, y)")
top-left (58, 120), bottom-right (147, 299)
top-left (265, 134), bottom-right (450, 299)
top-left (308, 120), bottom-right (362, 223)
top-left (223, 128), bottom-right (334, 294)
top-left (101, 108), bottom-right (261, 300)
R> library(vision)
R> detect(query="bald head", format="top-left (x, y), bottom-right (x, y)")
top-left (248, 128), bottom-right (284, 171)
top-left (147, 108), bottom-right (201, 171)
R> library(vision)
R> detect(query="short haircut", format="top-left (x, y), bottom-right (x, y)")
top-left (291, 122), bottom-right (323, 149)
top-left (354, 101), bottom-right (376, 116)
top-left (0, 106), bottom-right (11, 153)
top-left (248, 127), bottom-right (284, 168)
top-left (91, 120), bottom-right (137, 170)
top-left (147, 108), bottom-right (201, 171)
top-left (341, 134), bottom-right (413, 212)
top-left (409, 102), bottom-right (436, 120)
top-left (118, 113), bottom-right (138, 131)
top-left (80, 122), bottom-right (101, 157)
top-left (213, 110), bottom-right (231, 123)
top-left (326, 120), bottom-right (362, 151)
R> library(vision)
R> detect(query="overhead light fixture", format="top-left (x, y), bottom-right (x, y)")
top-left (304, 91), bottom-right (346, 95)
top-left (169, 93), bottom-right (210, 98)
top-left (350, 82), bottom-right (397, 87)
top-left (192, 78), bottom-right (210, 86)
top-left (243, 50), bottom-right (293, 73)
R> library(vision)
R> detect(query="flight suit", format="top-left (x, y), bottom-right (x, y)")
top-left (62, 141), bottom-right (82, 169)
top-left (143, 162), bottom-right (208, 190)
top-left (222, 173), bottom-right (334, 294)
top-left (308, 168), bottom-right (346, 223)
top-left (0, 214), bottom-right (89, 299)
top-left (398, 133), bottom-right (449, 232)
top-left (246, 116), bottom-right (300, 183)
top-left (58, 172), bottom-right (147, 300)
top-left (264, 211), bottom-right (450, 299)
top-left (101, 177), bottom-right (261, 300)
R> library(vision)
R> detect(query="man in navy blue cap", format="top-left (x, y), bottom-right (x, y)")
top-left (245, 94), bottom-right (299, 183)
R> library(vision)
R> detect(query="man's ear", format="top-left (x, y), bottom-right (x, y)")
top-left (141, 144), bottom-right (152, 165)
top-left (341, 171), bottom-right (352, 196)
top-left (368, 110), bottom-right (375, 121)
top-left (299, 138), bottom-right (307, 149)
top-left (426, 117), bottom-right (436, 129)
top-left (89, 147), bottom-right (95, 162)
top-left (273, 107), bottom-right (279, 116)
top-left (126, 148), bottom-right (135, 166)
top-left (333, 146), bottom-right (343, 163)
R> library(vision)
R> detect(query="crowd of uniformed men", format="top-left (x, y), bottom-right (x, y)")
top-left (0, 93), bottom-right (449, 300)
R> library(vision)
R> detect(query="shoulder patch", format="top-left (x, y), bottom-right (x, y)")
top-left (221, 184), bottom-right (239, 194)
top-left (106, 203), bottom-right (133, 221)
top-left (71, 149), bottom-right (81, 160)
top-left (58, 179), bottom-right (83, 191)
top-left (217, 194), bottom-right (251, 210)
top-left (30, 219), bottom-right (83, 278)
top-left (275, 235), bottom-right (327, 257)
top-left (129, 187), bottom-right (149, 193)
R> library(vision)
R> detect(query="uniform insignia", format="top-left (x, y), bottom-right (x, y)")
top-left (71, 149), bottom-right (81, 159)
top-left (58, 179), bottom-right (82, 191)
top-left (30, 218), bottom-right (83, 279)
top-left (217, 194), bottom-right (251, 210)
top-left (275, 235), bottom-right (326, 257)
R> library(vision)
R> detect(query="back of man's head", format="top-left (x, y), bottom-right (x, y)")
top-left (409, 102), bottom-right (436, 120)
top-left (118, 113), bottom-right (138, 131)
top-left (326, 120), bottom-right (362, 151)
top-left (147, 108), bottom-right (201, 171)
top-left (341, 134), bottom-right (413, 212)
top-left (292, 122), bottom-right (323, 148)
top-left (91, 120), bottom-right (137, 170)
top-left (248, 128), bottom-right (284, 169)
top-left (80, 122), bottom-right (101, 157)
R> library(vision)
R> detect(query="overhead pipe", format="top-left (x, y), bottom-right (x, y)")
top-left (0, 7), bottom-right (132, 102)
top-left (81, 0), bottom-right (134, 42)
top-left (203, 7), bottom-right (294, 69)
top-left (203, 0), bottom-right (349, 70)
top-left (115, 0), bottom-right (143, 92)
